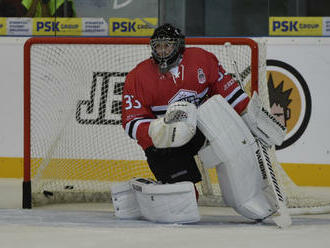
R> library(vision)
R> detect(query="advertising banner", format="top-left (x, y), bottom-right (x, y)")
top-left (0, 18), bottom-right (6, 36)
top-left (269, 17), bottom-right (325, 36)
top-left (82, 18), bottom-right (108, 36)
top-left (109, 17), bottom-right (157, 36)
top-left (6, 18), bottom-right (32, 36)
top-left (323, 17), bottom-right (330, 36)
top-left (0, 17), bottom-right (156, 37)
top-left (32, 18), bottom-right (82, 36)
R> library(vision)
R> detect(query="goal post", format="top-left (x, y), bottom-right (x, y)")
top-left (23, 37), bottom-right (330, 214)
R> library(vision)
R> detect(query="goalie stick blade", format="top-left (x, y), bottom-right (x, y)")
top-left (272, 202), bottom-right (292, 228)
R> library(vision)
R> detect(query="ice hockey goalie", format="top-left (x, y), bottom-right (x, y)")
top-left (113, 92), bottom-right (291, 227)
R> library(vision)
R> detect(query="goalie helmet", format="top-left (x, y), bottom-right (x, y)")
top-left (150, 23), bottom-right (185, 73)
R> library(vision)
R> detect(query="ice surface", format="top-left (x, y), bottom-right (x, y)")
top-left (0, 204), bottom-right (330, 248)
top-left (1, 179), bottom-right (330, 248)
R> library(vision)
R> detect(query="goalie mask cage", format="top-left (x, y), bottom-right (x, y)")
top-left (23, 37), bottom-right (330, 214)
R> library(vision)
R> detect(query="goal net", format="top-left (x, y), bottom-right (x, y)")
top-left (23, 37), bottom-right (330, 214)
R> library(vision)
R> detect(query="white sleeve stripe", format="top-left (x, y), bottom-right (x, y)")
top-left (225, 86), bottom-right (240, 102)
top-left (151, 105), bottom-right (168, 112)
top-left (125, 118), bottom-right (153, 140)
top-left (230, 93), bottom-right (248, 108)
top-left (131, 119), bottom-right (153, 140)
top-left (125, 118), bottom-right (142, 135)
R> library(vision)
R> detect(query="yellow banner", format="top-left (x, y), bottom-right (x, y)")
top-left (32, 18), bottom-right (82, 36)
top-left (0, 18), bottom-right (6, 36)
top-left (1, 155), bottom-right (330, 186)
top-left (109, 17), bottom-right (157, 36)
top-left (56, 18), bottom-right (82, 36)
top-left (269, 17), bottom-right (323, 36)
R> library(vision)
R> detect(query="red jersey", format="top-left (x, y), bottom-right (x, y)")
top-left (122, 47), bottom-right (249, 150)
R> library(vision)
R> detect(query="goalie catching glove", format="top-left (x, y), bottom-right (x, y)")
top-left (241, 92), bottom-right (287, 147)
top-left (148, 101), bottom-right (197, 148)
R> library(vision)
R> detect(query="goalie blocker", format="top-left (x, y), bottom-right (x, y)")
top-left (197, 95), bottom-right (291, 226)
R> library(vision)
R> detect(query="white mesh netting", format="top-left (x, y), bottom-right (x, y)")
top-left (25, 38), bottom-right (330, 213)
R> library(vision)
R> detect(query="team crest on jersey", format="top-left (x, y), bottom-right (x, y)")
top-left (197, 68), bottom-right (206, 84)
top-left (169, 89), bottom-right (198, 105)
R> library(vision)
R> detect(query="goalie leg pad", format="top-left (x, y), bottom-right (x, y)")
top-left (216, 163), bottom-right (276, 220)
top-left (111, 181), bottom-right (142, 219)
top-left (130, 178), bottom-right (200, 224)
top-left (197, 95), bottom-right (278, 220)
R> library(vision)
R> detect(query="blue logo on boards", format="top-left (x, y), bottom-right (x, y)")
top-left (36, 22), bottom-right (60, 32)
top-left (273, 21), bottom-right (298, 32)
top-left (112, 22), bottom-right (136, 32)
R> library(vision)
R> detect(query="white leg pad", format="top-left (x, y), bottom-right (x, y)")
top-left (198, 144), bottom-right (222, 168)
top-left (111, 181), bottom-right (142, 219)
top-left (197, 95), bottom-right (278, 220)
top-left (130, 178), bottom-right (200, 224)
top-left (216, 163), bottom-right (276, 220)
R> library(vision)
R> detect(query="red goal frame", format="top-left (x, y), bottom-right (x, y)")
top-left (23, 37), bottom-right (259, 208)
